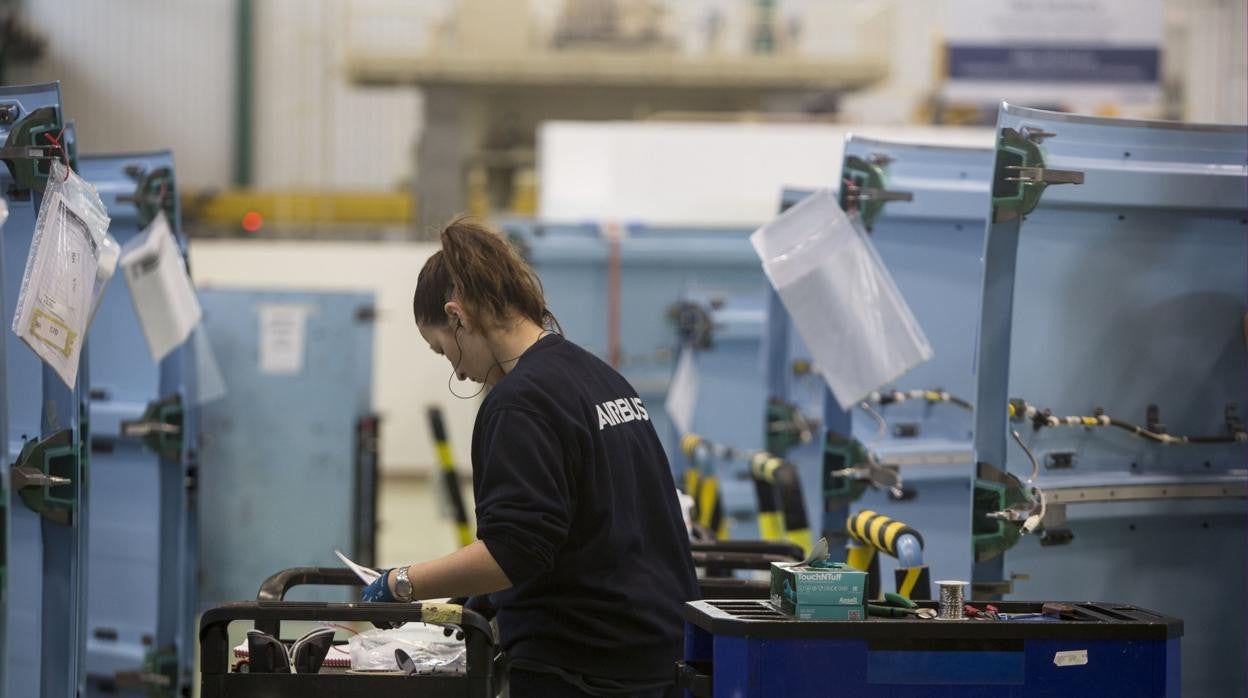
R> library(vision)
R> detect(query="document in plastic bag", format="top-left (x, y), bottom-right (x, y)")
top-left (120, 210), bottom-right (203, 361)
top-left (750, 189), bottom-right (932, 410)
top-left (11, 161), bottom-right (117, 389)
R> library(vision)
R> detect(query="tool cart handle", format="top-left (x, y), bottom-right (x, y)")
top-left (257, 566), bottom-right (363, 601)
top-left (697, 577), bottom-right (771, 600)
top-left (252, 566), bottom-right (473, 637)
top-left (689, 539), bottom-right (804, 561)
top-left (691, 550), bottom-right (797, 570)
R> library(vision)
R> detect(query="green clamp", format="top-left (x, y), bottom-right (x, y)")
top-left (991, 127), bottom-right (1084, 223)
top-left (765, 399), bottom-right (810, 455)
top-left (0, 105), bottom-right (63, 193)
top-left (840, 154), bottom-right (913, 232)
top-left (822, 432), bottom-right (869, 504)
top-left (972, 461), bottom-right (1035, 562)
top-left (11, 428), bottom-right (78, 526)
top-left (122, 395), bottom-right (184, 462)
top-left (117, 165), bottom-right (176, 229)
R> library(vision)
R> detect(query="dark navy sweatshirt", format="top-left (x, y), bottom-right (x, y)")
top-left (470, 333), bottom-right (699, 680)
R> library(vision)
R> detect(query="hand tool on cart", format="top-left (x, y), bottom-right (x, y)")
top-left (867, 592), bottom-right (937, 619)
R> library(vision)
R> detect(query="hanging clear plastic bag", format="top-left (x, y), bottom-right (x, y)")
top-left (347, 623), bottom-right (466, 673)
top-left (750, 189), bottom-right (932, 411)
top-left (10, 160), bottom-right (118, 389)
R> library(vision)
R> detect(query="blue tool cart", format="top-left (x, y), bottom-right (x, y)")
top-left (196, 289), bottom-right (377, 605)
top-left (0, 80), bottom-right (89, 698)
top-left (77, 151), bottom-right (199, 697)
top-left (680, 599), bottom-right (1181, 696)
top-left (971, 103), bottom-right (1247, 697)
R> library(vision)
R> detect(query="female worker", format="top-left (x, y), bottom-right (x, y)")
top-left (362, 217), bottom-right (700, 697)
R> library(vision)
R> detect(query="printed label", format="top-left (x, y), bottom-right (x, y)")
top-left (1054, 650), bottom-right (1088, 667)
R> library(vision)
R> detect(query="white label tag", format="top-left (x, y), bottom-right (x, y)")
top-left (1054, 650), bottom-right (1089, 667)
top-left (258, 304), bottom-right (308, 375)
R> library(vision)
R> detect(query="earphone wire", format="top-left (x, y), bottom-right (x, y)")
top-left (445, 324), bottom-right (552, 400)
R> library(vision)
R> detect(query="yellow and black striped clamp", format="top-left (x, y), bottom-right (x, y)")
top-left (682, 433), bottom-right (707, 458)
top-left (749, 452), bottom-right (786, 483)
top-left (846, 510), bottom-right (924, 558)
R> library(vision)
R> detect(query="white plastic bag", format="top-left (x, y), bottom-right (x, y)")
top-left (750, 189), bottom-right (932, 411)
top-left (11, 161), bottom-right (117, 388)
top-left (120, 210), bottom-right (202, 361)
top-left (348, 623), bottom-right (466, 673)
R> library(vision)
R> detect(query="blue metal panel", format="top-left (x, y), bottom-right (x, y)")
top-left (972, 103), bottom-right (1248, 698)
top-left (0, 81), bottom-right (87, 698)
top-left (504, 221), bottom-right (766, 466)
top-left (762, 286), bottom-right (833, 541)
top-left (77, 151), bottom-right (196, 696)
top-left (769, 138), bottom-right (993, 583)
top-left (197, 289), bottom-right (374, 604)
top-left (840, 138), bottom-right (992, 592)
top-left (678, 291), bottom-right (767, 537)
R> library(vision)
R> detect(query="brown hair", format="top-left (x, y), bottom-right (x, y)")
top-left (413, 216), bottom-right (555, 331)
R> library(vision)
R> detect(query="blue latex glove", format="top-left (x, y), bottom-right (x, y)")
top-left (361, 569), bottom-right (395, 602)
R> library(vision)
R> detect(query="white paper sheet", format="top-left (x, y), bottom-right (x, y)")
top-left (258, 304), bottom-right (308, 375)
top-left (335, 549), bottom-right (381, 584)
top-left (120, 211), bottom-right (202, 361)
top-left (664, 347), bottom-right (699, 436)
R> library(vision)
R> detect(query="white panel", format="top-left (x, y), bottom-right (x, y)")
top-left (11, 0), bottom-right (233, 188)
top-left (1180, 0), bottom-right (1248, 124)
top-left (189, 240), bottom-right (479, 475)
top-left (538, 121), bottom-right (993, 226)
top-left (255, 0), bottom-right (423, 189)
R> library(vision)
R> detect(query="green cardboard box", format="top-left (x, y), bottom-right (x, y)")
top-left (770, 561), bottom-right (868, 607)
top-left (771, 595), bottom-right (866, 621)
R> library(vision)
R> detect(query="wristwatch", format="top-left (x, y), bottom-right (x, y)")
top-left (393, 566), bottom-right (414, 602)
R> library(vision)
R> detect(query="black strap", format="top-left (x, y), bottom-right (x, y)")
top-left (505, 656), bottom-right (673, 696)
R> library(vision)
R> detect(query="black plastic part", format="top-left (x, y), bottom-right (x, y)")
top-left (202, 566), bottom-right (498, 697)
top-left (1040, 528), bottom-right (1076, 546)
top-left (676, 661), bottom-right (713, 697)
top-left (1045, 452), bottom-right (1076, 469)
top-left (257, 567), bottom-right (362, 602)
top-left (697, 578), bottom-right (770, 600)
top-left (353, 415), bottom-right (380, 567)
top-left (771, 462), bottom-right (810, 531)
top-left (684, 599), bottom-right (1183, 641)
top-left (893, 423), bottom-right (920, 438)
top-left (691, 550), bottom-right (795, 571)
top-left (200, 602), bottom-right (496, 698)
top-left (894, 565), bottom-right (933, 601)
top-left (688, 540), bottom-right (804, 561)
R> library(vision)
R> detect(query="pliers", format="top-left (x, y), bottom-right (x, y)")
top-left (867, 592), bottom-right (937, 619)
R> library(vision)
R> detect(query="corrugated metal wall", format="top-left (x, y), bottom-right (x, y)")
top-left (11, 0), bottom-right (235, 188)
top-left (253, 0), bottom-right (423, 189)
top-left (11, 0), bottom-right (424, 190)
